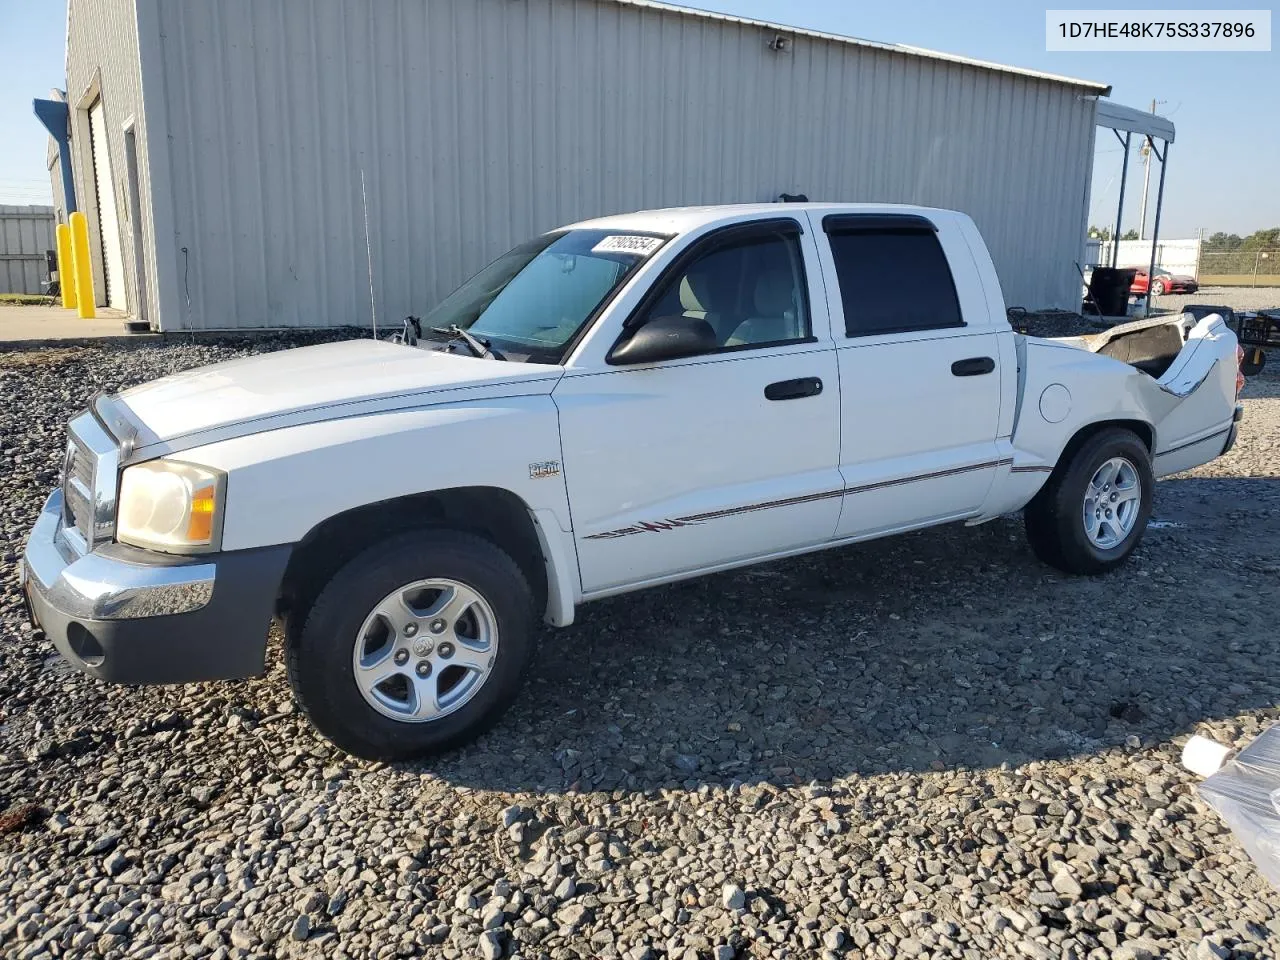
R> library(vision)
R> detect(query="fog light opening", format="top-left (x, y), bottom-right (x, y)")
top-left (65, 622), bottom-right (105, 667)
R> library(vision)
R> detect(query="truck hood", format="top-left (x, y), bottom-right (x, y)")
top-left (110, 339), bottom-right (563, 456)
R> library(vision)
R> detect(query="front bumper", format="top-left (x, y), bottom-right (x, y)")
top-left (21, 489), bottom-right (291, 684)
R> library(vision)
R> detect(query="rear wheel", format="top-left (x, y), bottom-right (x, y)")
top-left (286, 529), bottom-right (536, 761)
top-left (1150, 279), bottom-right (1166, 296)
top-left (1024, 428), bottom-right (1153, 575)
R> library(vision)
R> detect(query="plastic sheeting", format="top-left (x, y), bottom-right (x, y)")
top-left (1198, 725), bottom-right (1280, 889)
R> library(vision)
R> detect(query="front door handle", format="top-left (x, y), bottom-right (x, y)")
top-left (951, 356), bottom-right (995, 377)
top-left (765, 377), bottom-right (823, 401)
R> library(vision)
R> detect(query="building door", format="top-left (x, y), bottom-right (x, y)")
top-left (88, 99), bottom-right (126, 311)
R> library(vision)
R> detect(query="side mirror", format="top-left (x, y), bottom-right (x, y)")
top-left (609, 315), bottom-right (718, 365)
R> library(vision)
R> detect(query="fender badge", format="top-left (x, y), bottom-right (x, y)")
top-left (529, 460), bottom-right (561, 480)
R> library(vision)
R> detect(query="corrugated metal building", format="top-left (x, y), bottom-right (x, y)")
top-left (0, 206), bottom-right (57, 295)
top-left (49, 0), bottom-right (1119, 331)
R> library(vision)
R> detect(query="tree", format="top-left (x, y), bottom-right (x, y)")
top-left (1203, 229), bottom-right (1280, 252)
top-left (1121, 229), bottom-right (1139, 240)
top-left (1241, 228), bottom-right (1280, 250)
top-left (1088, 225), bottom-right (1112, 240)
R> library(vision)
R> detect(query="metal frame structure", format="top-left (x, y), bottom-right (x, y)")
top-left (1095, 100), bottom-right (1176, 317)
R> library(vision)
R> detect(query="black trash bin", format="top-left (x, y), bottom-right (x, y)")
top-left (1089, 267), bottom-right (1137, 317)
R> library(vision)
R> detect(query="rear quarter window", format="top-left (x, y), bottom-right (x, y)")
top-left (826, 227), bottom-right (964, 337)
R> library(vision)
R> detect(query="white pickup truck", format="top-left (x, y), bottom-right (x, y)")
top-left (22, 203), bottom-right (1243, 760)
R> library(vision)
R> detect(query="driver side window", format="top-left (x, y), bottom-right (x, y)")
top-left (631, 226), bottom-right (811, 351)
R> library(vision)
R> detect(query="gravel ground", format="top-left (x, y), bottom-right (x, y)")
top-left (2, 335), bottom-right (1279, 960)
top-left (1155, 286), bottom-right (1280, 316)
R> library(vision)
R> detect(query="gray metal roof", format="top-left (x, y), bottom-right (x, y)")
top-left (1095, 99), bottom-right (1176, 143)
top-left (608, 0), bottom-right (1113, 94)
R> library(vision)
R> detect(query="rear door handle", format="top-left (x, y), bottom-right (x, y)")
top-left (951, 357), bottom-right (995, 377)
top-left (764, 377), bottom-right (823, 401)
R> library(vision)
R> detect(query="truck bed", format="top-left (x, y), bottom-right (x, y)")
top-left (1050, 313), bottom-right (1225, 391)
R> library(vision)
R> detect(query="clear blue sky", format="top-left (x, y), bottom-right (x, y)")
top-left (1, 0), bottom-right (1275, 236)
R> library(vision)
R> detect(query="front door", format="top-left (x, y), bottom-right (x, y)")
top-left (555, 219), bottom-right (842, 594)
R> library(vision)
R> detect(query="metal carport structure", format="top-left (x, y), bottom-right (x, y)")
top-left (1095, 100), bottom-right (1177, 316)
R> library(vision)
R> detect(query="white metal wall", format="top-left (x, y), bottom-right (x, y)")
top-left (139, 0), bottom-right (1098, 329)
top-left (1087, 238), bottom-right (1202, 278)
top-left (0, 206), bottom-right (56, 295)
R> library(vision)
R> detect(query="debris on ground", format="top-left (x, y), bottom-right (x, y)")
top-left (0, 804), bottom-right (46, 835)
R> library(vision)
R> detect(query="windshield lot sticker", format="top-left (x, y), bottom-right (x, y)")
top-left (592, 235), bottom-right (663, 257)
top-left (529, 460), bottom-right (561, 480)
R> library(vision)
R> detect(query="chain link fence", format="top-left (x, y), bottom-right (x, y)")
top-left (1200, 249), bottom-right (1280, 287)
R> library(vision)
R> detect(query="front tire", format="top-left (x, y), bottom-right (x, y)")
top-left (1024, 428), bottom-right (1154, 575)
top-left (286, 530), bottom-right (536, 761)
top-left (1150, 279), bottom-right (1165, 296)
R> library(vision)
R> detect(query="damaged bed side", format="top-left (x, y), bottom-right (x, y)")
top-left (1006, 312), bottom-right (1244, 484)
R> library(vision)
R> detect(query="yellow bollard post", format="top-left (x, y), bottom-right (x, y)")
top-left (55, 223), bottom-right (77, 310)
top-left (69, 211), bottom-right (95, 319)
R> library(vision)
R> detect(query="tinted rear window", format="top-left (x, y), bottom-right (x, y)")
top-left (827, 228), bottom-right (964, 337)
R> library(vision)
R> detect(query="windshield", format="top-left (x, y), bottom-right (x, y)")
top-left (422, 229), bottom-right (669, 362)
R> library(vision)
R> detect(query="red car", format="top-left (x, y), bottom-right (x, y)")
top-left (1130, 269), bottom-right (1198, 296)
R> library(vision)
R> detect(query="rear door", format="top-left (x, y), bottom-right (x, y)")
top-left (812, 213), bottom-right (1006, 539)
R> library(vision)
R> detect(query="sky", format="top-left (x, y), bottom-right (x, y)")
top-left (0, 0), bottom-right (1275, 237)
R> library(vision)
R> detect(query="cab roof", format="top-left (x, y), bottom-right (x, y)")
top-left (568, 202), bottom-right (954, 236)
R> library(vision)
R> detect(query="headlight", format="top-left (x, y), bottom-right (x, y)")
top-left (117, 460), bottom-right (226, 553)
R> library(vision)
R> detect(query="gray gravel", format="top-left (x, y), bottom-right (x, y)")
top-left (2, 335), bottom-right (1280, 960)
top-left (1156, 286), bottom-right (1280, 316)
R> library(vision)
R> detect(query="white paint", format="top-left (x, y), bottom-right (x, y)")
top-left (187, 399), bottom-right (579, 627)
top-left (803, 208), bottom-right (1007, 536)
top-left (99, 203), bottom-right (1240, 628)
top-left (1039, 384), bottom-right (1072, 423)
top-left (558, 344), bottom-right (843, 592)
top-left (557, 213), bottom-right (841, 592)
top-left (88, 99), bottom-right (127, 311)
top-left (114, 338), bottom-right (562, 454)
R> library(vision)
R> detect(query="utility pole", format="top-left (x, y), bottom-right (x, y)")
top-left (1137, 99), bottom-right (1155, 240)
top-left (1137, 98), bottom-right (1165, 240)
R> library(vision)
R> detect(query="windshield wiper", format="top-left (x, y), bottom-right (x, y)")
top-left (430, 323), bottom-right (504, 360)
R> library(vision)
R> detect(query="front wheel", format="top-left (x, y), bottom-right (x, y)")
top-left (1150, 279), bottom-right (1165, 296)
top-left (1024, 428), bottom-right (1154, 575)
top-left (286, 530), bottom-right (536, 761)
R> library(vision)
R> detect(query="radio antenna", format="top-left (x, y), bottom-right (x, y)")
top-left (361, 168), bottom-right (378, 338)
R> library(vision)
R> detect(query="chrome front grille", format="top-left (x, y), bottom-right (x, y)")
top-left (71, 440), bottom-right (94, 487)
top-left (60, 409), bottom-right (121, 554)
top-left (63, 437), bottom-right (96, 544)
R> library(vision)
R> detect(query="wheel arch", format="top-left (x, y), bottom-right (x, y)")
top-left (278, 486), bottom-right (577, 631)
top-left (1051, 418), bottom-right (1154, 479)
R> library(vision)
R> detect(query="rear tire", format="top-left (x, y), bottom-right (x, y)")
top-left (1024, 428), bottom-right (1153, 575)
top-left (286, 529), bottom-right (536, 761)
top-left (1150, 279), bottom-right (1165, 296)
